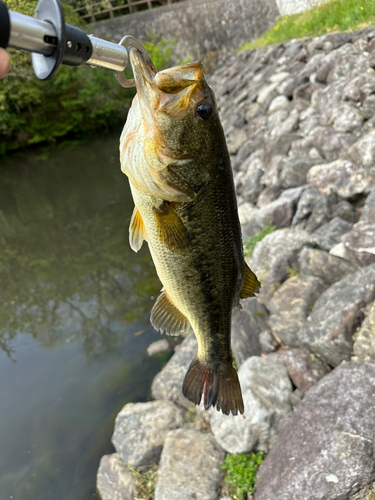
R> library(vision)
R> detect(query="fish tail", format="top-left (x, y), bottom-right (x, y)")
top-left (182, 358), bottom-right (244, 416)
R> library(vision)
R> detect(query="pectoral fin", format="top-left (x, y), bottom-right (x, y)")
top-left (151, 289), bottom-right (190, 336)
top-left (153, 202), bottom-right (189, 251)
top-left (129, 207), bottom-right (146, 252)
top-left (240, 262), bottom-right (261, 298)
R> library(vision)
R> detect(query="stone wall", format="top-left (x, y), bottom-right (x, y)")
top-left (89, 0), bottom-right (279, 64)
top-left (276, 0), bottom-right (329, 15)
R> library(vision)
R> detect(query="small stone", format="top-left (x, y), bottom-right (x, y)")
top-left (362, 94), bottom-right (375, 119)
top-left (268, 95), bottom-right (290, 113)
top-left (353, 302), bottom-right (375, 360)
top-left (330, 103), bottom-right (363, 132)
top-left (151, 332), bottom-right (197, 408)
top-left (209, 357), bottom-right (293, 454)
top-left (269, 71), bottom-right (290, 83)
top-left (112, 400), bottom-right (185, 468)
top-left (289, 388), bottom-right (304, 408)
top-left (147, 339), bottom-right (171, 357)
top-left (347, 129), bottom-right (375, 168)
top-left (257, 186), bottom-right (282, 208)
top-left (307, 159), bottom-right (359, 194)
top-left (238, 202), bottom-right (260, 225)
top-left (259, 329), bottom-right (279, 354)
top-left (154, 428), bottom-right (225, 500)
top-left (96, 453), bottom-right (136, 500)
top-left (329, 242), bottom-right (351, 261)
top-left (257, 82), bottom-right (279, 104)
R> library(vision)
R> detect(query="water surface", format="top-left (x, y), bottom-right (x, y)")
top-left (0, 134), bottom-right (168, 500)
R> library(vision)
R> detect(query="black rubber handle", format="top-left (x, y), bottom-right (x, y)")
top-left (0, 0), bottom-right (10, 49)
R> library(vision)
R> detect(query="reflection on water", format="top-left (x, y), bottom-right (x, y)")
top-left (0, 134), bottom-right (167, 500)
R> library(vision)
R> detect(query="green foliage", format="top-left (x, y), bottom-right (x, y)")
top-left (143, 30), bottom-right (191, 71)
top-left (239, 0), bottom-right (375, 51)
top-left (287, 266), bottom-right (299, 278)
top-left (222, 451), bottom-right (265, 499)
top-left (129, 466), bottom-right (158, 500)
top-left (243, 222), bottom-right (277, 258)
top-left (0, 1), bottom-right (133, 153)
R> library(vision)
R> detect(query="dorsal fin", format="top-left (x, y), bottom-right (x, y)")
top-left (151, 289), bottom-right (190, 336)
top-left (129, 207), bottom-right (146, 252)
top-left (240, 262), bottom-right (261, 299)
top-left (153, 202), bottom-right (189, 252)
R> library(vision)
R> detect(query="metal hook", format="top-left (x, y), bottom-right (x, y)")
top-left (115, 35), bottom-right (153, 88)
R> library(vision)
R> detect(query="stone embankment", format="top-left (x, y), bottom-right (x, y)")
top-left (97, 26), bottom-right (375, 500)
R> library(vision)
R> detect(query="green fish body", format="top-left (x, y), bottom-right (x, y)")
top-left (120, 49), bottom-right (260, 415)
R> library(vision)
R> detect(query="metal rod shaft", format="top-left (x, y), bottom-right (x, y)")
top-left (7, 10), bottom-right (128, 73)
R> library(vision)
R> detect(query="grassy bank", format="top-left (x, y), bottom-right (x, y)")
top-left (239, 0), bottom-right (375, 51)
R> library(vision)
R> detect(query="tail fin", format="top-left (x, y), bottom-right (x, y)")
top-left (182, 358), bottom-right (244, 416)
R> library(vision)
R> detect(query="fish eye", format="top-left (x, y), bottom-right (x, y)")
top-left (196, 101), bottom-right (213, 120)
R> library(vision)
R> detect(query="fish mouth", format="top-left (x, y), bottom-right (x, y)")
top-left (129, 48), bottom-right (204, 113)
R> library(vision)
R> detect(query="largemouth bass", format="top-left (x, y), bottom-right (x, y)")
top-left (120, 48), bottom-right (260, 415)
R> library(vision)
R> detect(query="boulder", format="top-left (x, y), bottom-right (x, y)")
top-left (342, 221), bottom-right (375, 267)
top-left (310, 217), bottom-right (353, 251)
top-left (257, 185), bottom-right (306, 228)
top-left (268, 276), bottom-right (326, 346)
top-left (249, 227), bottom-right (311, 280)
top-left (255, 361), bottom-right (375, 500)
top-left (154, 428), bottom-right (225, 500)
top-left (151, 332), bottom-right (197, 408)
top-left (299, 264), bottom-right (375, 366)
top-left (353, 302), bottom-right (375, 360)
top-left (112, 400), bottom-right (185, 468)
top-left (280, 157), bottom-right (321, 188)
top-left (346, 129), bottom-right (375, 168)
top-left (260, 250), bottom-right (300, 304)
top-left (307, 159), bottom-right (359, 194)
top-left (209, 357), bottom-right (292, 454)
top-left (231, 298), bottom-right (267, 367)
top-left (266, 348), bottom-right (329, 392)
top-left (96, 453), bottom-right (136, 500)
top-left (299, 246), bottom-right (355, 285)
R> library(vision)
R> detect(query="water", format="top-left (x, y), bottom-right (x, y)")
top-left (0, 134), bottom-right (169, 500)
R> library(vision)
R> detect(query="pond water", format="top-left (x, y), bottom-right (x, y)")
top-left (0, 133), bottom-right (169, 500)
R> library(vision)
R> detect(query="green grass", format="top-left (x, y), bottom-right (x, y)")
top-left (243, 222), bottom-right (277, 258)
top-left (238, 0), bottom-right (375, 51)
top-left (222, 451), bottom-right (265, 499)
top-left (129, 466), bottom-right (158, 500)
top-left (287, 266), bottom-right (299, 278)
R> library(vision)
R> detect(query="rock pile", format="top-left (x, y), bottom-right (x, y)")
top-left (97, 26), bottom-right (375, 500)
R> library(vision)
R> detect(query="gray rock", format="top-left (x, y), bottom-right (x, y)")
top-left (307, 159), bottom-right (359, 194)
top-left (342, 221), bottom-right (375, 267)
top-left (96, 453), bottom-right (136, 500)
top-left (209, 357), bottom-right (292, 454)
top-left (353, 302), bottom-right (375, 360)
top-left (299, 264), bottom-right (375, 366)
top-left (268, 109), bottom-right (289, 127)
top-left (330, 103), bottom-right (363, 132)
top-left (268, 95), bottom-right (290, 113)
top-left (231, 298), bottom-right (267, 367)
top-left (249, 227), bottom-right (311, 280)
top-left (154, 428), bottom-right (225, 500)
top-left (329, 241), bottom-right (352, 261)
top-left (257, 186), bottom-right (282, 208)
top-left (335, 168), bottom-right (375, 199)
top-left (238, 202), bottom-right (260, 225)
top-left (261, 250), bottom-right (300, 304)
top-left (270, 109), bottom-right (299, 137)
top-left (299, 246), bottom-right (355, 285)
top-left (241, 218), bottom-right (264, 240)
top-left (259, 329), bottom-right (279, 354)
top-left (112, 401), bottom-right (185, 467)
top-left (268, 276), bottom-right (326, 346)
top-left (310, 216), bottom-right (353, 251)
top-left (349, 480), bottom-right (375, 500)
top-left (147, 339), bottom-right (171, 357)
top-left (344, 72), bottom-right (375, 103)
top-left (280, 157), bottom-right (321, 188)
top-left (289, 388), bottom-right (304, 408)
top-left (257, 82), bottom-right (279, 104)
top-left (361, 189), bottom-right (375, 222)
top-left (241, 165), bottom-right (264, 204)
top-left (151, 332), bottom-right (197, 408)
top-left (255, 361), bottom-right (375, 500)
top-left (257, 185), bottom-right (306, 228)
top-left (260, 155), bottom-right (286, 188)
top-left (266, 348), bottom-right (329, 392)
top-left (362, 94), bottom-right (375, 119)
top-left (347, 129), bottom-right (375, 168)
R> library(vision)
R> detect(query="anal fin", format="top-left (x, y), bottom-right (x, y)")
top-left (129, 206), bottom-right (146, 252)
top-left (151, 289), bottom-right (190, 336)
top-left (240, 262), bottom-right (261, 299)
top-left (182, 358), bottom-right (244, 416)
top-left (153, 202), bottom-right (189, 252)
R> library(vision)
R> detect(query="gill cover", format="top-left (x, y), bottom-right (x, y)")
top-left (120, 49), bottom-right (206, 202)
